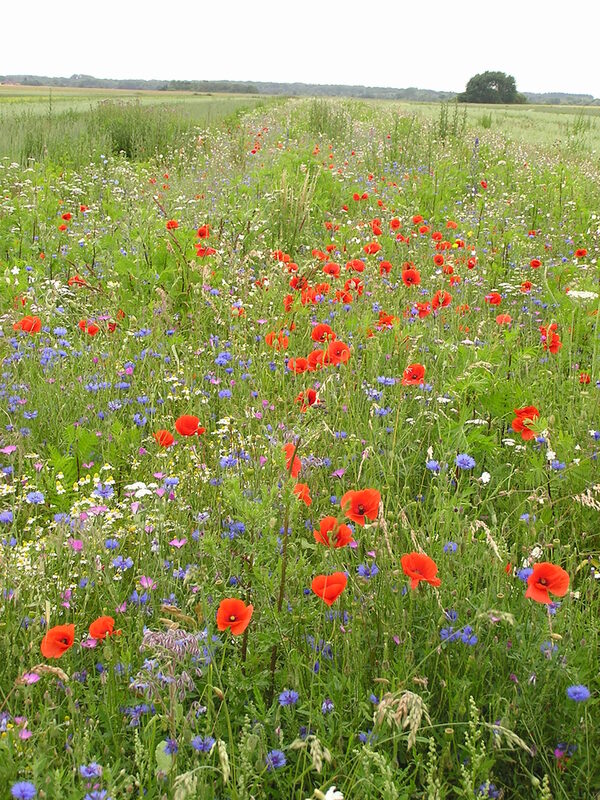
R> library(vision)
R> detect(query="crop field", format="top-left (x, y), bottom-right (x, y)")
top-left (0, 92), bottom-right (598, 800)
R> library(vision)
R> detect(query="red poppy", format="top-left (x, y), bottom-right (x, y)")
top-left (295, 388), bottom-right (318, 412)
top-left (521, 281), bottom-right (533, 293)
top-left (540, 325), bottom-right (562, 354)
top-left (432, 290), bottom-right (451, 310)
top-left (80, 204), bottom-right (89, 212)
top-left (575, 248), bottom-right (587, 258)
top-left (379, 260), bottom-right (393, 275)
top-left (288, 357), bottom-right (309, 374)
top-left (363, 242), bottom-right (382, 256)
top-left (311, 572), bottom-right (348, 606)
top-left (340, 488), bottom-right (380, 526)
top-left (68, 275), bottom-right (88, 287)
top-left (412, 215), bottom-right (424, 225)
top-left (402, 363), bottom-right (425, 385)
top-left (216, 598), bottom-right (253, 635)
top-left (402, 268), bottom-right (421, 286)
top-left (390, 218), bottom-right (401, 230)
top-left (312, 323), bottom-right (336, 343)
top-left (79, 320), bottom-right (100, 336)
top-left (293, 482), bottom-right (312, 506)
top-left (307, 349), bottom-right (326, 371)
top-left (446, 220), bottom-right (458, 229)
top-left (166, 220), bottom-right (179, 230)
top-left (480, 180), bottom-right (487, 189)
top-left (313, 516), bottom-right (353, 548)
top-left (58, 223), bottom-right (68, 232)
top-left (13, 316), bottom-right (41, 334)
top-left (401, 552), bottom-right (441, 590)
top-left (485, 292), bottom-right (502, 306)
top-left (197, 224), bottom-right (210, 239)
top-left (579, 372), bottom-right (591, 384)
top-left (195, 246), bottom-right (216, 258)
top-left (323, 262), bottom-right (340, 277)
top-left (175, 415), bottom-right (205, 436)
top-left (346, 258), bottom-right (365, 272)
top-left (40, 623), bottom-right (75, 659)
top-left (265, 331), bottom-right (289, 350)
top-left (89, 616), bottom-right (120, 640)
top-left (416, 302), bottom-right (431, 318)
top-left (525, 562), bottom-right (569, 604)
top-left (496, 314), bottom-right (512, 325)
top-left (530, 258), bottom-right (542, 269)
top-left (326, 340), bottom-right (351, 366)
top-left (433, 254), bottom-right (445, 267)
top-left (511, 406), bottom-right (540, 441)
top-left (283, 443), bottom-right (301, 478)
top-left (154, 430), bottom-right (175, 447)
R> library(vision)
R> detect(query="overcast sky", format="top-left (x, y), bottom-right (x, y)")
top-left (4, 0), bottom-right (599, 97)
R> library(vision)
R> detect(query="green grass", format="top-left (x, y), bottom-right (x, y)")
top-left (0, 96), bottom-right (598, 800)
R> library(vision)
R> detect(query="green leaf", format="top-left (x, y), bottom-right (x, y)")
top-left (155, 740), bottom-right (173, 775)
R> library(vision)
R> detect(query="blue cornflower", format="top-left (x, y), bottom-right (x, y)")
top-left (357, 563), bottom-right (379, 579)
top-left (279, 689), bottom-right (299, 706)
top-left (265, 749), bottom-right (286, 770)
top-left (93, 483), bottom-right (114, 500)
top-left (566, 685), bottom-right (590, 702)
top-left (112, 555), bottom-right (133, 571)
top-left (321, 698), bottom-right (334, 714)
top-left (84, 792), bottom-right (110, 800)
top-left (0, 510), bottom-right (13, 524)
top-left (358, 729), bottom-right (377, 744)
top-left (455, 454), bottom-right (476, 470)
top-left (443, 541), bottom-right (458, 553)
top-left (79, 762), bottom-right (103, 778)
top-left (426, 459), bottom-right (441, 473)
top-left (476, 784), bottom-right (499, 799)
top-left (25, 491), bottom-right (45, 505)
top-left (191, 735), bottom-right (215, 752)
top-left (517, 567), bottom-right (533, 583)
top-left (104, 538), bottom-right (119, 550)
top-left (218, 389), bottom-right (232, 399)
top-left (550, 460), bottom-right (566, 471)
top-left (10, 783), bottom-right (37, 800)
top-left (164, 738), bottom-right (178, 755)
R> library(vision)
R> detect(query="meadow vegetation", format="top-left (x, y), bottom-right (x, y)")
top-left (0, 90), bottom-right (598, 799)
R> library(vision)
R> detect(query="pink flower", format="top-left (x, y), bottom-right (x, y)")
top-left (139, 576), bottom-right (156, 590)
top-left (169, 537), bottom-right (187, 548)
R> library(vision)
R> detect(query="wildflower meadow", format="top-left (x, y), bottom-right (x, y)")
top-left (0, 94), bottom-right (598, 799)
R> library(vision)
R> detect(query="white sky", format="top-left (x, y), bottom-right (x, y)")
top-left (4, 0), bottom-right (599, 97)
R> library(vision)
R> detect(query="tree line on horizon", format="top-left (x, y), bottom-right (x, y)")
top-left (0, 73), bottom-right (597, 106)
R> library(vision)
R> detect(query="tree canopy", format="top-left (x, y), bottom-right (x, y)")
top-left (458, 71), bottom-right (526, 104)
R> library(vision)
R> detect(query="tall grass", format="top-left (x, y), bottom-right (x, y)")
top-left (0, 97), bottom-right (267, 164)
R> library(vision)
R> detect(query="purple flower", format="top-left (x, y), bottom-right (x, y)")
top-left (455, 454), bottom-right (476, 470)
top-left (11, 783), bottom-right (37, 800)
top-left (191, 735), bottom-right (215, 753)
top-left (321, 698), bottom-right (334, 714)
top-left (79, 763), bottom-right (103, 778)
top-left (279, 689), bottom-right (299, 706)
top-left (265, 749), bottom-right (286, 770)
top-left (164, 738), bottom-right (178, 754)
top-left (25, 491), bottom-right (45, 505)
top-left (566, 685), bottom-right (590, 702)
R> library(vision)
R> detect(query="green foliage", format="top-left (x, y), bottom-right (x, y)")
top-left (458, 71), bottom-right (523, 104)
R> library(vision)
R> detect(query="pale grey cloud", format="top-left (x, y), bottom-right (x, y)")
top-left (5, 0), bottom-right (598, 97)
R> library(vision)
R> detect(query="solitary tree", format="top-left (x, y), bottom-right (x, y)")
top-left (458, 71), bottom-right (525, 104)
